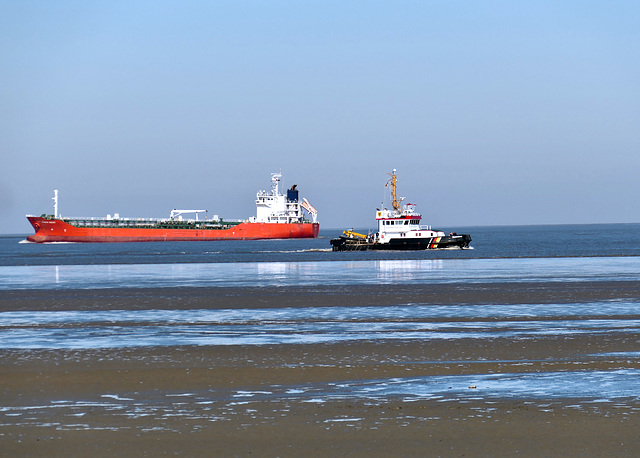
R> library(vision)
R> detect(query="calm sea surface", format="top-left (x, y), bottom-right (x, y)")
top-left (2, 225), bottom-right (640, 289)
top-left (0, 224), bottom-right (638, 289)
top-left (4, 224), bottom-right (640, 267)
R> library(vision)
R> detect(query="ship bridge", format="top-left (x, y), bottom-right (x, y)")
top-left (251, 171), bottom-right (317, 224)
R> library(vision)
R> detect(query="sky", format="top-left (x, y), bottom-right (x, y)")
top-left (2, 1), bottom-right (639, 234)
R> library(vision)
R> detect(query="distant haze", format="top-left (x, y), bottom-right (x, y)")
top-left (2, 1), bottom-right (639, 234)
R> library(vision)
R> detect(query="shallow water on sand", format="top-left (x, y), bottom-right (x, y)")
top-left (2, 301), bottom-right (640, 349)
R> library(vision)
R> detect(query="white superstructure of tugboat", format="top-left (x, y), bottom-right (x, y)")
top-left (330, 169), bottom-right (471, 251)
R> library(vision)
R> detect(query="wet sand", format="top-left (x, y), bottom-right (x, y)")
top-left (2, 282), bottom-right (640, 456)
top-left (2, 280), bottom-right (640, 311)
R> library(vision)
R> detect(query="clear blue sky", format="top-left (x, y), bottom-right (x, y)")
top-left (2, 1), bottom-right (639, 234)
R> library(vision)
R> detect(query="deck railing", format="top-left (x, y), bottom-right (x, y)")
top-left (58, 216), bottom-right (244, 230)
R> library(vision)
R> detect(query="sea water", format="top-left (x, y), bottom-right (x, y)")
top-left (2, 225), bottom-right (640, 289)
top-left (4, 224), bottom-right (640, 267)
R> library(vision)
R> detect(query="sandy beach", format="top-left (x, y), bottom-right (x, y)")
top-left (2, 282), bottom-right (640, 456)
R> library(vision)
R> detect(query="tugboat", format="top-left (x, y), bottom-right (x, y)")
top-left (330, 170), bottom-right (471, 251)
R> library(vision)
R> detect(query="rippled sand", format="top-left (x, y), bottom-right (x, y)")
top-left (2, 282), bottom-right (640, 456)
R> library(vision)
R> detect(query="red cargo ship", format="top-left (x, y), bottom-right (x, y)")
top-left (26, 172), bottom-right (319, 243)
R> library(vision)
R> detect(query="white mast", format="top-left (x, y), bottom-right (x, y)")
top-left (271, 171), bottom-right (281, 195)
top-left (53, 189), bottom-right (58, 218)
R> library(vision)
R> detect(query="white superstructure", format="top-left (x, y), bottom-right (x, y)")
top-left (250, 171), bottom-right (318, 224)
top-left (374, 170), bottom-right (445, 245)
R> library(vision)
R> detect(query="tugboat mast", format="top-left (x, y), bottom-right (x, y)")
top-left (386, 169), bottom-right (401, 211)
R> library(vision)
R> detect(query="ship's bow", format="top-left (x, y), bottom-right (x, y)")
top-left (26, 216), bottom-right (47, 243)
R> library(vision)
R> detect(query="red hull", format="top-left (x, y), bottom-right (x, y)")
top-left (26, 217), bottom-right (319, 243)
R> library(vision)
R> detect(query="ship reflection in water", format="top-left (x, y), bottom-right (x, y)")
top-left (2, 257), bottom-right (640, 290)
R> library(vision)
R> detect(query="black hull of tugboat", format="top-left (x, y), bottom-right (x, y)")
top-left (330, 234), bottom-right (472, 251)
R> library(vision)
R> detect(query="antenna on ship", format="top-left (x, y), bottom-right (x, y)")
top-left (53, 189), bottom-right (59, 218)
top-left (271, 170), bottom-right (282, 196)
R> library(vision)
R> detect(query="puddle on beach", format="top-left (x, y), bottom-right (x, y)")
top-left (2, 302), bottom-right (640, 349)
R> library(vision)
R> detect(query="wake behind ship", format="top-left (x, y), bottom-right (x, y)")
top-left (26, 172), bottom-right (319, 243)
